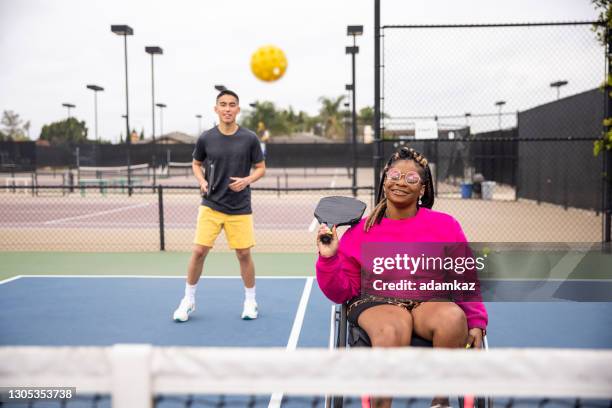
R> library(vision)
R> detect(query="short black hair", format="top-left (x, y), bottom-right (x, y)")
top-left (216, 89), bottom-right (239, 103)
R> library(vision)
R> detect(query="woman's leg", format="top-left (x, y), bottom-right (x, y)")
top-left (411, 301), bottom-right (468, 348)
top-left (411, 301), bottom-right (469, 407)
top-left (357, 304), bottom-right (413, 408)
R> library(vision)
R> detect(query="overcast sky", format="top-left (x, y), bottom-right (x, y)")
top-left (0, 0), bottom-right (601, 143)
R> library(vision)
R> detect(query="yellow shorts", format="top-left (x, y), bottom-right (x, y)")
top-left (194, 206), bottom-right (255, 249)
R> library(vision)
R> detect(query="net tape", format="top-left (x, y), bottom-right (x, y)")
top-left (1, 345), bottom-right (611, 408)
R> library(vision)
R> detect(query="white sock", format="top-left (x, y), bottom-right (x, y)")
top-left (185, 283), bottom-right (197, 302)
top-left (245, 286), bottom-right (256, 303)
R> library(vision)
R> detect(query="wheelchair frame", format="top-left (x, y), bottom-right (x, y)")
top-left (326, 303), bottom-right (491, 408)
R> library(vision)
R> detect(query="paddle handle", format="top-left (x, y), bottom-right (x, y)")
top-left (320, 232), bottom-right (333, 245)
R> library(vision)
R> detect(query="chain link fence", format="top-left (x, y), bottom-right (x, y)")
top-left (0, 185), bottom-right (374, 252)
top-left (0, 170), bottom-right (602, 253)
top-left (381, 21), bottom-right (604, 136)
top-left (378, 20), bottom-right (607, 243)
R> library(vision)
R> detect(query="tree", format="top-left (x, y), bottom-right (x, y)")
top-left (318, 95), bottom-right (346, 139)
top-left (358, 106), bottom-right (374, 127)
top-left (1, 110), bottom-right (30, 141)
top-left (241, 101), bottom-right (294, 136)
top-left (39, 117), bottom-right (88, 144)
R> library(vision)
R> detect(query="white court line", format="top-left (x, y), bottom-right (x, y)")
top-left (43, 203), bottom-right (150, 225)
top-left (0, 275), bottom-right (23, 285)
top-left (269, 277), bottom-right (314, 408)
top-left (286, 277), bottom-right (314, 349)
top-left (14, 275), bottom-right (313, 280)
top-left (518, 248), bottom-right (589, 299)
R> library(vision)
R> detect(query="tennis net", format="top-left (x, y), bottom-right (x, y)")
top-left (78, 164), bottom-right (151, 181)
top-left (1, 345), bottom-right (611, 408)
top-left (167, 161), bottom-right (193, 178)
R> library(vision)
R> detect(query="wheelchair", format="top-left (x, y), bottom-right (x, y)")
top-left (326, 302), bottom-right (491, 408)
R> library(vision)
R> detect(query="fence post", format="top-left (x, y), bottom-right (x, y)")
top-left (563, 147), bottom-right (568, 210)
top-left (373, 0), bottom-right (383, 198)
top-left (158, 185), bottom-right (165, 251)
top-left (605, 25), bottom-right (612, 244)
top-left (514, 113), bottom-right (520, 201)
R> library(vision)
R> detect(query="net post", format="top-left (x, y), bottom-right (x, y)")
top-left (110, 344), bottom-right (153, 408)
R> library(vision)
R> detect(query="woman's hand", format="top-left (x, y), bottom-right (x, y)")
top-left (466, 327), bottom-right (484, 349)
top-left (316, 225), bottom-right (338, 258)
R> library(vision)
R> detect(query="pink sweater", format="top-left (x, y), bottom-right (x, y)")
top-left (316, 207), bottom-right (488, 330)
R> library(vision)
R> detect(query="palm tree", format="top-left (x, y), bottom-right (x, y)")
top-left (318, 96), bottom-right (346, 139)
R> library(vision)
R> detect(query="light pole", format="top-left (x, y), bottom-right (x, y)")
top-left (86, 85), bottom-right (104, 142)
top-left (495, 101), bottom-right (506, 131)
top-left (464, 112), bottom-right (472, 137)
top-left (196, 114), bottom-right (202, 135)
top-left (62, 103), bottom-right (75, 119)
top-left (111, 24), bottom-right (134, 192)
top-left (550, 80), bottom-right (568, 100)
top-left (156, 103), bottom-right (167, 140)
top-left (120, 115), bottom-right (127, 142)
top-left (346, 25), bottom-right (363, 197)
top-left (464, 112), bottom-right (471, 126)
top-left (345, 84), bottom-right (353, 142)
top-left (145, 45), bottom-right (163, 185)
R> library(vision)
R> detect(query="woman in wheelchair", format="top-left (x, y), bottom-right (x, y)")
top-left (316, 147), bottom-right (488, 408)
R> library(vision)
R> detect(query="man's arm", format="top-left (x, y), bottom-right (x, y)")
top-left (249, 161), bottom-right (266, 184)
top-left (228, 161), bottom-right (266, 192)
top-left (192, 159), bottom-right (208, 194)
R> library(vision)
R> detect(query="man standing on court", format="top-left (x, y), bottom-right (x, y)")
top-left (173, 89), bottom-right (265, 322)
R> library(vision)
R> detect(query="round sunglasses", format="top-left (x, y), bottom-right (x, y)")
top-left (386, 169), bottom-right (421, 185)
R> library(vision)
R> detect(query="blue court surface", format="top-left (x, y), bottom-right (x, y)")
top-left (1, 276), bottom-right (612, 348)
top-left (1, 276), bottom-right (611, 408)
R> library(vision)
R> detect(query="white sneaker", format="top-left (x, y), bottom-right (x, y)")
top-left (241, 300), bottom-right (258, 320)
top-left (173, 297), bottom-right (195, 322)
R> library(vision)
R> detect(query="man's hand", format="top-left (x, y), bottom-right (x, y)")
top-left (228, 176), bottom-right (250, 192)
top-left (199, 180), bottom-right (208, 196)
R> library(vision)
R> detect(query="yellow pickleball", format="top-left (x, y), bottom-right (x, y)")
top-left (250, 45), bottom-right (288, 82)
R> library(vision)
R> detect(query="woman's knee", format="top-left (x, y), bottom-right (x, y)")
top-left (368, 322), bottom-right (410, 347)
top-left (436, 304), bottom-right (468, 336)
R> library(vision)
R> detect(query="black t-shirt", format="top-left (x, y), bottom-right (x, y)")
top-left (193, 126), bottom-right (264, 214)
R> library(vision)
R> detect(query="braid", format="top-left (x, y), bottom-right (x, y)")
top-left (364, 199), bottom-right (387, 232)
top-left (364, 146), bottom-right (435, 232)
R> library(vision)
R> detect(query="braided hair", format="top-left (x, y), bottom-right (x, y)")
top-left (364, 147), bottom-right (435, 232)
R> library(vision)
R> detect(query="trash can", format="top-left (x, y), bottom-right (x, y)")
top-left (472, 174), bottom-right (484, 199)
top-left (481, 181), bottom-right (496, 200)
top-left (460, 183), bottom-right (473, 199)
